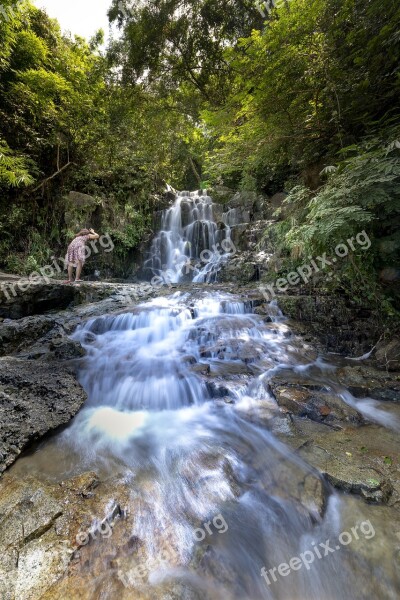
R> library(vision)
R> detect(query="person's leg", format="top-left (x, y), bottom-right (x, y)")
top-left (75, 261), bottom-right (83, 281)
top-left (67, 263), bottom-right (74, 281)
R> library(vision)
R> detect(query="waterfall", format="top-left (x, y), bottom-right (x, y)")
top-left (143, 191), bottom-right (232, 283)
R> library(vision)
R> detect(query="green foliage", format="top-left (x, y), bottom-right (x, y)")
top-left (203, 0), bottom-right (400, 191)
top-left (110, 213), bottom-right (148, 257)
top-left (266, 131), bottom-right (400, 316)
top-left (0, 139), bottom-right (35, 187)
top-left (0, 0), bottom-right (399, 302)
top-left (11, 29), bottom-right (48, 69)
top-left (108, 0), bottom-right (263, 101)
top-left (282, 133), bottom-right (400, 257)
top-left (0, 2), bottom-right (160, 272)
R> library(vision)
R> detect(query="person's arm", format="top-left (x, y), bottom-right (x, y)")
top-left (88, 228), bottom-right (100, 240)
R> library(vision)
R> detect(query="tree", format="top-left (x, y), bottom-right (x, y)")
top-left (107, 0), bottom-right (264, 102)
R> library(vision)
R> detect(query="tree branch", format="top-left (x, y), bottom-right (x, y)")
top-left (31, 162), bottom-right (75, 193)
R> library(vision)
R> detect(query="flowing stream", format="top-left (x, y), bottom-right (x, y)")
top-left (7, 191), bottom-right (400, 598)
top-left (10, 291), bottom-right (400, 599)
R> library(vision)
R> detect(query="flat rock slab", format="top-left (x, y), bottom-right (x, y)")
top-left (0, 358), bottom-right (86, 474)
top-left (284, 423), bottom-right (399, 504)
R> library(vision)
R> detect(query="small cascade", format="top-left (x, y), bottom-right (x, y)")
top-left (143, 190), bottom-right (231, 283)
top-left (8, 291), bottom-right (400, 599)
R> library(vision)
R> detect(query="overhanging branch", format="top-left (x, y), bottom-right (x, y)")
top-left (31, 162), bottom-right (75, 193)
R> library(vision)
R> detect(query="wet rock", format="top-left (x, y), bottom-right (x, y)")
top-left (193, 544), bottom-right (241, 592)
top-left (300, 473), bottom-right (327, 519)
top-left (0, 281), bottom-right (166, 361)
top-left (218, 257), bottom-right (260, 284)
top-left (211, 203), bottom-right (224, 224)
top-left (180, 200), bottom-right (193, 227)
top-left (284, 414), bottom-right (335, 445)
top-left (298, 441), bottom-right (393, 503)
top-left (0, 471), bottom-right (134, 600)
top-left (276, 410), bottom-right (400, 506)
top-left (239, 341), bottom-right (265, 362)
top-left (268, 375), bottom-right (363, 428)
top-left (58, 472), bottom-right (100, 499)
top-left (0, 357), bottom-right (86, 473)
top-left (253, 305), bottom-right (272, 319)
top-left (224, 207), bottom-right (251, 226)
top-left (0, 280), bottom-right (152, 323)
top-left (206, 381), bottom-right (234, 399)
top-left (263, 457), bottom-right (328, 521)
top-left (0, 476), bottom-right (67, 600)
top-left (190, 363), bottom-right (211, 376)
top-left (335, 365), bottom-right (400, 402)
top-left (48, 338), bottom-right (86, 361)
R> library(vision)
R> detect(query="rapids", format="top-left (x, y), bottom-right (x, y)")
top-left (9, 291), bottom-right (400, 599)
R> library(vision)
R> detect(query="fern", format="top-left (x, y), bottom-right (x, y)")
top-left (282, 132), bottom-right (400, 256)
top-left (0, 139), bottom-right (35, 188)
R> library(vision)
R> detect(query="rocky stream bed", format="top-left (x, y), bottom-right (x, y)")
top-left (0, 278), bottom-right (399, 599)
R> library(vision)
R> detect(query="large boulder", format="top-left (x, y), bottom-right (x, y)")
top-left (335, 365), bottom-right (400, 402)
top-left (223, 207), bottom-right (251, 226)
top-left (211, 203), bottom-right (224, 224)
top-left (209, 186), bottom-right (235, 205)
top-left (0, 357), bottom-right (86, 474)
top-left (0, 280), bottom-right (76, 319)
top-left (0, 281), bottom-right (136, 322)
top-left (226, 191), bottom-right (258, 211)
top-left (278, 415), bottom-right (399, 505)
top-left (0, 315), bottom-right (56, 356)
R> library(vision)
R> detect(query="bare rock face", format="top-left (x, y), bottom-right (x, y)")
top-left (0, 315), bottom-right (56, 356)
top-left (279, 415), bottom-right (400, 505)
top-left (298, 439), bottom-right (394, 504)
top-left (0, 357), bottom-right (86, 474)
top-left (276, 295), bottom-right (382, 358)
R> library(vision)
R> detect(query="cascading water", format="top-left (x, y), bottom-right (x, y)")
top-left (143, 191), bottom-right (232, 283)
top-left (10, 291), bottom-right (400, 599)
